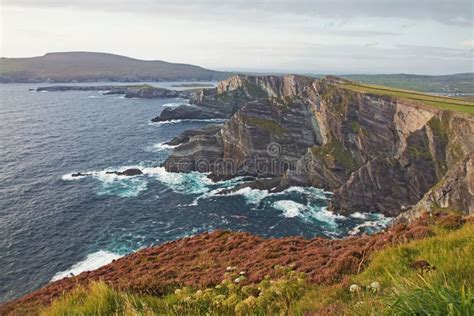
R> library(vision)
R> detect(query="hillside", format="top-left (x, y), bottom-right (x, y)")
top-left (341, 73), bottom-right (474, 94)
top-left (1, 212), bottom-right (472, 315)
top-left (0, 52), bottom-right (231, 83)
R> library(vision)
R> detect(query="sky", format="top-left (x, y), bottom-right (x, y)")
top-left (0, 0), bottom-right (473, 74)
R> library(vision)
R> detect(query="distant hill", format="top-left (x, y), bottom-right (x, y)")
top-left (0, 52), bottom-right (232, 83)
top-left (340, 73), bottom-right (474, 94)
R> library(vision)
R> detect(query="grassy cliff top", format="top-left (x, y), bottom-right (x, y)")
top-left (341, 73), bottom-right (474, 94)
top-left (337, 81), bottom-right (474, 115)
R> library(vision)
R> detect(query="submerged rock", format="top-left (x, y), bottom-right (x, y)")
top-left (71, 172), bottom-right (92, 177)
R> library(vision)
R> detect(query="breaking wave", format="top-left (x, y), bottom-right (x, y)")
top-left (349, 213), bottom-right (392, 235)
top-left (51, 250), bottom-right (122, 281)
top-left (146, 142), bottom-right (179, 152)
top-left (149, 118), bottom-right (227, 126)
top-left (162, 102), bottom-right (185, 107)
top-left (62, 165), bottom-right (390, 235)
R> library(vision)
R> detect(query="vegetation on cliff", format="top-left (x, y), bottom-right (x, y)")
top-left (340, 73), bottom-right (474, 94)
top-left (3, 213), bottom-right (472, 315)
top-left (338, 82), bottom-right (474, 114)
top-left (37, 214), bottom-right (473, 315)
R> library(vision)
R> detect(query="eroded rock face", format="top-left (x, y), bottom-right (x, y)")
top-left (161, 74), bottom-right (474, 216)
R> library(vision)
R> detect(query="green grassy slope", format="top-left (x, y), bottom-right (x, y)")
top-left (0, 52), bottom-right (231, 82)
top-left (341, 73), bottom-right (474, 94)
top-left (338, 82), bottom-right (474, 115)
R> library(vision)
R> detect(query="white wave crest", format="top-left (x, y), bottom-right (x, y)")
top-left (62, 166), bottom-right (148, 197)
top-left (272, 200), bottom-right (305, 218)
top-left (220, 187), bottom-right (270, 205)
top-left (147, 142), bottom-right (179, 152)
top-left (149, 118), bottom-right (227, 126)
top-left (350, 212), bottom-right (369, 219)
top-left (162, 102), bottom-right (185, 107)
top-left (309, 206), bottom-right (345, 228)
top-left (143, 166), bottom-right (212, 194)
top-left (349, 214), bottom-right (392, 235)
top-left (51, 250), bottom-right (122, 281)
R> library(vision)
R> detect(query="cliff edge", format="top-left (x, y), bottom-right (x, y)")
top-left (160, 74), bottom-right (474, 217)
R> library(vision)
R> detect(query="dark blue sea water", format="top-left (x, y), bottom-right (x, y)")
top-left (0, 83), bottom-right (391, 303)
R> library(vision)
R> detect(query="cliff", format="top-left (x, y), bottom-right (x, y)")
top-left (161, 74), bottom-right (474, 217)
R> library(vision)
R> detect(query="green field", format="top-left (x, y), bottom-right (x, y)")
top-left (341, 73), bottom-right (474, 94)
top-left (338, 82), bottom-right (474, 115)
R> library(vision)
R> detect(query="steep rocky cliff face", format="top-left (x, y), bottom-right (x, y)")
top-left (162, 74), bottom-right (474, 217)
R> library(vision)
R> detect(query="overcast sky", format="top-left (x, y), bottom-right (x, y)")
top-left (1, 0), bottom-right (473, 74)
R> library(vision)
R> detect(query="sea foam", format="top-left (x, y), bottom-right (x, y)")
top-left (272, 200), bottom-right (305, 218)
top-left (149, 118), bottom-right (227, 126)
top-left (147, 142), bottom-right (179, 152)
top-left (51, 250), bottom-right (122, 281)
top-left (162, 102), bottom-right (185, 107)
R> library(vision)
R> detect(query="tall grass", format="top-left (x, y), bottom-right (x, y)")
top-left (387, 275), bottom-right (472, 315)
top-left (346, 222), bottom-right (474, 315)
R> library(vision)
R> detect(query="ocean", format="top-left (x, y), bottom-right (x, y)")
top-left (0, 82), bottom-right (391, 303)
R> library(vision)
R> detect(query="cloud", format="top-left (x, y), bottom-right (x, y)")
top-left (3, 0), bottom-right (473, 27)
top-left (461, 40), bottom-right (474, 48)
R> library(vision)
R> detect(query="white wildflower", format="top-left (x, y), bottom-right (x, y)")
top-left (349, 284), bottom-right (361, 293)
top-left (370, 281), bottom-right (381, 292)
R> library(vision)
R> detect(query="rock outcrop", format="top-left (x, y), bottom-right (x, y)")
top-left (151, 75), bottom-right (279, 122)
top-left (105, 168), bottom-right (143, 176)
top-left (161, 74), bottom-right (474, 217)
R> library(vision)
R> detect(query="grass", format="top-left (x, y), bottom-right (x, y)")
top-left (338, 82), bottom-right (474, 115)
top-left (311, 139), bottom-right (358, 172)
top-left (40, 219), bottom-right (474, 315)
top-left (346, 220), bottom-right (474, 315)
top-left (340, 73), bottom-right (474, 94)
top-left (42, 267), bottom-right (308, 316)
top-left (243, 115), bottom-right (288, 136)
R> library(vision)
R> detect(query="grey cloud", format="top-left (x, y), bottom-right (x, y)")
top-left (3, 0), bottom-right (473, 27)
